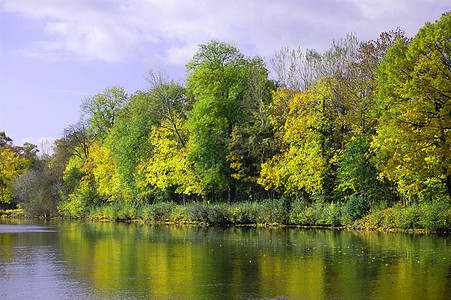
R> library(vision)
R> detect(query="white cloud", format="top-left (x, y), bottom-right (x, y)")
top-left (2, 0), bottom-right (449, 64)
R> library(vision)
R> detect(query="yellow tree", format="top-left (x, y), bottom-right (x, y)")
top-left (138, 116), bottom-right (203, 202)
top-left (283, 76), bottom-right (343, 197)
top-left (89, 141), bottom-right (127, 203)
top-left (257, 88), bottom-right (294, 198)
top-left (373, 12), bottom-right (451, 201)
top-left (259, 76), bottom-right (351, 200)
top-left (0, 147), bottom-right (30, 203)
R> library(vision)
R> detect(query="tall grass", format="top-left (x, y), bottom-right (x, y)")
top-left (84, 198), bottom-right (451, 230)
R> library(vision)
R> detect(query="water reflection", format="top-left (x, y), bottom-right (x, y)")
top-left (0, 220), bottom-right (450, 299)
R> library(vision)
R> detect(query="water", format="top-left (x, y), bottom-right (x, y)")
top-left (0, 219), bottom-right (450, 299)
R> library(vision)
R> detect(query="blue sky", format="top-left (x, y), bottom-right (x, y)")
top-left (0, 0), bottom-right (449, 154)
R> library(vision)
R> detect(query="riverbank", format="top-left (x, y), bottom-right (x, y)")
top-left (3, 199), bottom-right (450, 234)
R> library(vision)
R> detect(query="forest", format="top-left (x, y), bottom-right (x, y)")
top-left (1, 12), bottom-right (450, 230)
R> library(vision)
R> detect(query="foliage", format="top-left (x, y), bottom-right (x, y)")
top-left (186, 41), bottom-right (270, 201)
top-left (89, 141), bottom-right (129, 203)
top-left (360, 202), bottom-right (451, 230)
top-left (7, 12), bottom-right (451, 232)
top-left (13, 164), bottom-right (61, 217)
top-left (137, 116), bottom-right (203, 198)
top-left (229, 201), bottom-right (261, 224)
top-left (59, 181), bottom-right (102, 218)
top-left (373, 12), bottom-right (451, 201)
top-left (343, 194), bottom-right (369, 221)
top-left (106, 75), bottom-right (187, 197)
top-left (82, 86), bottom-right (129, 138)
top-left (260, 76), bottom-right (349, 199)
top-left (336, 135), bottom-right (389, 205)
top-left (0, 147), bottom-right (30, 203)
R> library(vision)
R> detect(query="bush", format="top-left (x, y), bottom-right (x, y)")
top-left (186, 202), bottom-right (209, 222)
top-left (359, 201), bottom-right (451, 230)
top-left (207, 204), bottom-right (229, 224)
top-left (343, 195), bottom-right (369, 221)
top-left (257, 197), bottom-right (290, 224)
top-left (185, 202), bottom-right (229, 224)
top-left (323, 202), bottom-right (342, 226)
top-left (147, 202), bottom-right (174, 221)
top-left (418, 202), bottom-right (451, 230)
top-left (170, 205), bottom-right (187, 222)
top-left (59, 183), bottom-right (101, 218)
top-left (230, 201), bottom-right (260, 224)
top-left (290, 201), bottom-right (322, 225)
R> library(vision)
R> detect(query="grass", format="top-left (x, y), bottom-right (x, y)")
top-left (79, 198), bottom-right (451, 231)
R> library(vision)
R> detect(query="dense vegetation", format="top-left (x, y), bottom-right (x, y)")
top-left (1, 12), bottom-right (450, 230)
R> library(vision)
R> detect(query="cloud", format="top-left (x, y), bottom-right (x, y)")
top-left (2, 0), bottom-right (449, 64)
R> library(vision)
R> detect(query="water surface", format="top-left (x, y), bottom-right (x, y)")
top-left (0, 219), bottom-right (450, 299)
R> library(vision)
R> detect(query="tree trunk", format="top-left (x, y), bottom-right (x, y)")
top-left (227, 181), bottom-right (236, 205)
top-left (445, 174), bottom-right (451, 201)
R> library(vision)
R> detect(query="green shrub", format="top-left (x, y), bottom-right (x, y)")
top-left (59, 184), bottom-right (100, 218)
top-left (116, 204), bottom-right (137, 220)
top-left (230, 201), bottom-right (261, 224)
top-left (170, 205), bottom-right (187, 221)
top-left (289, 200), bottom-right (308, 224)
top-left (291, 202), bottom-right (322, 225)
top-left (418, 202), bottom-right (451, 230)
top-left (206, 204), bottom-right (229, 224)
top-left (257, 197), bottom-right (290, 224)
top-left (102, 204), bottom-right (119, 220)
top-left (148, 202), bottom-right (174, 221)
top-left (344, 195), bottom-right (369, 221)
top-left (184, 202), bottom-right (230, 224)
top-left (186, 202), bottom-right (209, 222)
top-left (323, 202), bottom-right (342, 226)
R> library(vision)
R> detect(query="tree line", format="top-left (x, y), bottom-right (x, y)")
top-left (1, 12), bottom-right (450, 225)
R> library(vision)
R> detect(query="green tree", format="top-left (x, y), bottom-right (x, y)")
top-left (13, 159), bottom-right (62, 217)
top-left (226, 57), bottom-right (275, 200)
top-left (336, 135), bottom-right (382, 205)
top-left (82, 86), bottom-right (129, 138)
top-left (106, 71), bottom-right (187, 200)
top-left (334, 30), bottom-right (407, 205)
top-left (186, 41), bottom-right (265, 202)
top-left (373, 12), bottom-right (451, 201)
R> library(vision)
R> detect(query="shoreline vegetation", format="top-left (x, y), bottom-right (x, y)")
top-left (1, 12), bottom-right (451, 233)
top-left (2, 199), bottom-right (450, 234)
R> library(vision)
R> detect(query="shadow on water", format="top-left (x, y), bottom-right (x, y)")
top-left (0, 219), bottom-right (450, 299)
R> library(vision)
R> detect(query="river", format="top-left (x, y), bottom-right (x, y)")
top-left (0, 219), bottom-right (449, 299)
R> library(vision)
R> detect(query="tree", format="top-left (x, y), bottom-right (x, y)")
top-left (0, 132), bottom-right (13, 147)
top-left (333, 30), bottom-right (407, 205)
top-left (345, 29), bottom-right (407, 136)
top-left (88, 140), bottom-right (125, 202)
top-left (106, 71), bottom-right (187, 199)
top-left (226, 57), bottom-right (275, 199)
top-left (13, 159), bottom-right (62, 217)
top-left (336, 136), bottom-right (381, 204)
top-left (137, 116), bottom-right (202, 202)
top-left (82, 86), bottom-right (128, 138)
top-left (271, 34), bottom-right (359, 91)
top-left (186, 41), bottom-right (266, 202)
top-left (0, 147), bottom-right (29, 204)
top-left (60, 120), bottom-right (93, 164)
top-left (373, 12), bottom-right (451, 201)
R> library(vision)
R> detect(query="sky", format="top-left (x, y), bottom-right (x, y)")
top-left (0, 0), bottom-right (449, 154)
